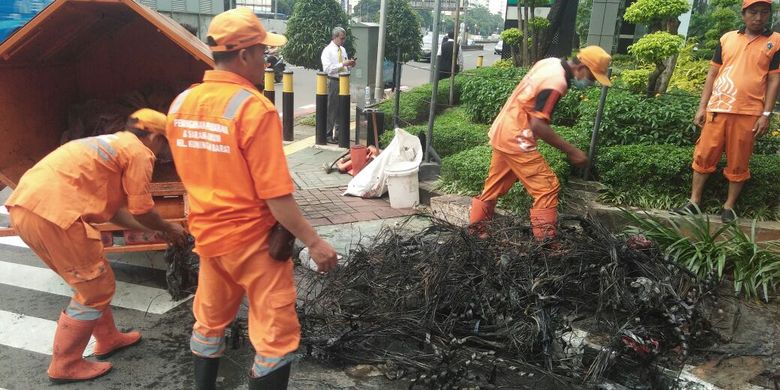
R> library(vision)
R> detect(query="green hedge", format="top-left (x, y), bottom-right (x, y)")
top-left (379, 107), bottom-right (489, 158)
top-left (460, 66), bottom-right (528, 124)
top-left (375, 72), bottom-right (468, 130)
top-left (596, 144), bottom-right (780, 219)
top-left (439, 126), bottom-right (584, 215)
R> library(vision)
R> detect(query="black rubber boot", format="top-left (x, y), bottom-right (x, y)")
top-left (194, 356), bottom-right (220, 390)
top-left (248, 363), bottom-right (291, 390)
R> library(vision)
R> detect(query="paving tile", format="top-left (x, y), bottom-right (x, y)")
top-left (373, 208), bottom-right (405, 218)
top-left (308, 218), bottom-right (331, 227)
top-left (352, 212), bottom-right (379, 222)
top-left (328, 214), bottom-right (358, 224)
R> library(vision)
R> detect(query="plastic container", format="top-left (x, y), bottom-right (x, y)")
top-left (349, 145), bottom-right (368, 175)
top-left (385, 161), bottom-right (420, 209)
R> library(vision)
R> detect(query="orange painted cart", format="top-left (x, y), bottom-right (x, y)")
top-left (0, 0), bottom-right (215, 253)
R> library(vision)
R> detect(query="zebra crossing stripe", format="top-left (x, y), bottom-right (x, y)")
top-left (0, 309), bottom-right (95, 356)
top-left (0, 261), bottom-right (190, 315)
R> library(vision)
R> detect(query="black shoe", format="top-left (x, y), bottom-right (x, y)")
top-left (671, 201), bottom-right (701, 215)
top-left (194, 356), bottom-right (220, 390)
top-left (721, 208), bottom-right (737, 224)
top-left (249, 363), bottom-right (291, 390)
top-left (326, 137), bottom-right (338, 144)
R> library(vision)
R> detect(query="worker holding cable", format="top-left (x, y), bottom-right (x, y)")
top-left (469, 46), bottom-right (612, 242)
top-left (5, 109), bottom-right (186, 383)
top-left (166, 8), bottom-right (338, 390)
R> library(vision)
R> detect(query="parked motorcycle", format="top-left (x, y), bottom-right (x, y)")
top-left (265, 52), bottom-right (285, 84)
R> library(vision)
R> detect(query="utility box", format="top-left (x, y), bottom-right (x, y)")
top-left (350, 22), bottom-right (379, 105)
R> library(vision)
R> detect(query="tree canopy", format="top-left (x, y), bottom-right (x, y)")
top-left (282, 0), bottom-right (354, 70)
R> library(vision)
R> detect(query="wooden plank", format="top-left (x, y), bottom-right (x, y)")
top-left (103, 243), bottom-right (168, 254)
top-left (93, 218), bottom-right (186, 232)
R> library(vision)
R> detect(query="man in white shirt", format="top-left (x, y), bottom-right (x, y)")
top-left (321, 27), bottom-right (356, 144)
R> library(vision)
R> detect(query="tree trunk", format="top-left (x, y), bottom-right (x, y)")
top-left (530, 1), bottom-right (537, 62)
top-left (521, 2), bottom-right (530, 66)
top-left (647, 62), bottom-right (666, 96)
top-left (657, 54), bottom-right (678, 93)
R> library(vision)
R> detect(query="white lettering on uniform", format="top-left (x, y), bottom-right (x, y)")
top-left (173, 119), bottom-right (228, 134)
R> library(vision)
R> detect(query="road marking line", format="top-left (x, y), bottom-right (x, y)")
top-left (0, 309), bottom-right (95, 356)
top-left (284, 136), bottom-right (315, 156)
top-left (0, 236), bottom-right (27, 248)
top-left (0, 261), bottom-right (190, 315)
top-left (298, 104), bottom-right (316, 110)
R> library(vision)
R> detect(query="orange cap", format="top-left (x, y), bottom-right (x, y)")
top-left (743, 0), bottom-right (772, 9)
top-left (577, 46), bottom-right (612, 87)
top-left (207, 8), bottom-right (287, 52)
top-left (129, 109), bottom-right (167, 135)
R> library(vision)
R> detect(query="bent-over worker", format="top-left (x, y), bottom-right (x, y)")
top-left (5, 109), bottom-right (187, 383)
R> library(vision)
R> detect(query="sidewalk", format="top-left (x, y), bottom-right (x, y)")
top-left (285, 131), bottom-right (416, 227)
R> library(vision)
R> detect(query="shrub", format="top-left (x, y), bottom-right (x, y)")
top-left (552, 90), bottom-right (586, 127)
top-left (576, 87), bottom-right (699, 147)
top-left (439, 127), bottom-right (581, 215)
top-left (620, 68), bottom-right (653, 94)
top-left (668, 44), bottom-right (710, 94)
top-left (596, 144), bottom-right (780, 219)
top-left (460, 66), bottom-right (528, 124)
top-left (492, 59), bottom-right (514, 69)
top-left (381, 108), bottom-right (489, 158)
top-left (376, 72), bottom-right (468, 129)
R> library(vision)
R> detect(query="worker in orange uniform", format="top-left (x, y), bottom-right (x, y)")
top-left (4, 109), bottom-right (187, 383)
top-left (165, 8), bottom-right (339, 390)
top-left (469, 47), bottom-right (612, 241)
top-left (672, 0), bottom-right (780, 223)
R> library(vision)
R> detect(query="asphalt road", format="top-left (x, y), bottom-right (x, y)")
top-left (277, 42), bottom-right (501, 117)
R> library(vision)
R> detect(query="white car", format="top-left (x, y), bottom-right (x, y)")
top-left (494, 40), bottom-right (503, 55)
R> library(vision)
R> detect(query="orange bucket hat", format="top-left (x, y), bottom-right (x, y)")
top-left (129, 109), bottom-right (167, 135)
top-left (577, 46), bottom-right (613, 87)
top-left (207, 8), bottom-right (287, 52)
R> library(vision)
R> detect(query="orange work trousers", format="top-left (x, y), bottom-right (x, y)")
top-left (190, 231), bottom-right (299, 377)
top-left (8, 206), bottom-right (115, 312)
top-left (692, 112), bottom-right (759, 182)
top-left (474, 148), bottom-right (560, 240)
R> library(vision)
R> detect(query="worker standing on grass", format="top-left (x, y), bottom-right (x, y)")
top-left (4, 109), bottom-right (187, 383)
top-left (468, 46), bottom-right (612, 241)
top-left (672, 0), bottom-right (780, 223)
top-left (166, 8), bottom-right (338, 390)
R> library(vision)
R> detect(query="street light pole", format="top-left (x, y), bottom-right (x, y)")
top-left (373, 0), bottom-right (388, 104)
top-left (424, 0), bottom-right (442, 164)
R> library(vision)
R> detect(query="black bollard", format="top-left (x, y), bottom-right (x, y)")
top-left (282, 70), bottom-right (294, 142)
top-left (315, 72), bottom-right (328, 146)
top-left (338, 72), bottom-right (350, 149)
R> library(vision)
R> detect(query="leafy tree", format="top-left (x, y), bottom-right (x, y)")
top-left (353, 0), bottom-right (380, 22)
top-left (629, 31), bottom-right (684, 95)
top-left (623, 0), bottom-right (689, 93)
top-left (623, 0), bottom-right (690, 33)
top-left (283, 0), bottom-right (354, 70)
top-left (415, 8), bottom-right (433, 30)
top-left (384, 0), bottom-right (423, 61)
top-left (501, 28), bottom-right (524, 66)
top-left (576, 0), bottom-right (592, 46)
top-left (276, 0), bottom-right (296, 15)
top-left (463, 5), bottom-right (504, 36)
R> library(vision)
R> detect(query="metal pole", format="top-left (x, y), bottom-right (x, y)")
top-left (263, 68), bottom-right (275, 104)
top-left (393, 46), bottom-right (402, 129)
top-left (315, 72), bottom-right (328, 145)
top-left (425, 0), bottom-right (443, 163)
top-left (338, 72), bottom-right (351, 149)
top-left (282, 70), bottom-right (294, 141)
top-left (448, 0), bottom-right (461, 106)
top-left (374, 0), bottom-right (388, 103)
top-left (583, 69), bottom-right (612, 180)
